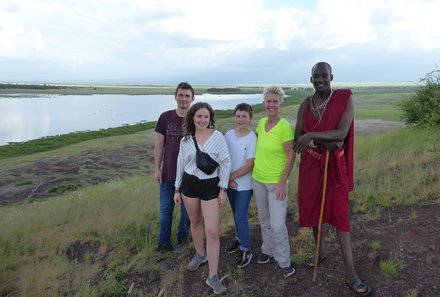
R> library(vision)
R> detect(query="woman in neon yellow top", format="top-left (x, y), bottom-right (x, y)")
top-left (252, 85), bottom-right (296, 278)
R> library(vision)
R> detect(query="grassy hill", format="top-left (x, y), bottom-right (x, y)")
top-left (1, 86), bottom-right (439, 296)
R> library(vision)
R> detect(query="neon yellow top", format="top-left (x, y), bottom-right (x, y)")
top-left (252, 117), bottom-right (294, 183)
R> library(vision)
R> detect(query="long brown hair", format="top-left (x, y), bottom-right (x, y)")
top-left (183, 102), bottom-right (216, 139)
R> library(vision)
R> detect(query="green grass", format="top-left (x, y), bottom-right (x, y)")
top-left (0, 177), bottom-right (158, 296)
top-left (2, 85), bottom-right (438, 296)
top-left (405, 289), bottom-right (420, 297)
top-left (380, 259), bottom-right (397, 276)
top-left (352, 89), bottom-right (412, 121)
top-left (351, 127), bottom-right (440, 213)
top-left (379, 250), bottom-right (406, 277)
top-left (0, 122), bottom-right (156, 160)
top-left (371, 240), bottom-right (381, 252)
top-left (1, 126), bottom-right (439, 296)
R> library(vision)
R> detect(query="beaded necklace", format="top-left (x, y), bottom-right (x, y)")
top-left (312, 89), bottom-right (333, 124)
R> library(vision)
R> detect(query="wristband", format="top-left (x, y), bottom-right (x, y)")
top-left (220, 187), bottom-right (227, 192)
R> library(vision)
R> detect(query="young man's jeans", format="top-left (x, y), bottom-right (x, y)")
top-left (252, 179), bottom-right (291, 268)
top-left (227, 188), bottom-right (253, 251)
top-left (158, 180), bottom-right (190, 247)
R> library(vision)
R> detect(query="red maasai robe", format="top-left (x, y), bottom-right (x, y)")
top-left (297, 89), bottom-right (354, 232)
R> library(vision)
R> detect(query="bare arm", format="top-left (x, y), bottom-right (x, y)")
top-left (275, 140), bottom-right (295, 200)
top-left (154, 133), bottom-right (165, 183)
top-left (229, 158), bottom-right (254, 189)
top-left (294, 98), bottom-right (308, 142)
top-left (293, 95), bottom-right (354, 153)
top-left (230, 158), bottom-right (254, 181)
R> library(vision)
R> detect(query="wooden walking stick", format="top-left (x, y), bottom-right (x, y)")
top-left (312, 149), bottom-right (330, 282)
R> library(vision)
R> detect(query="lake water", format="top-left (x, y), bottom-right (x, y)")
top-left (0, 93), bottom-right (263, 146)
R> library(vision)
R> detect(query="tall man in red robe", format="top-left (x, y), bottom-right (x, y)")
top-left (293, 62), bottom-right (371, 296)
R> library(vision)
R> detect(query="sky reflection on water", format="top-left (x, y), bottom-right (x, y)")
top-left (0, 93), bottom-right (262, 145)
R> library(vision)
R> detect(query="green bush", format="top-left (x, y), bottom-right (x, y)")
top-left (48, 184), bottom-right (81, 194)
top-left (99, 264), bottom-right (127, 297)
top-left (401, 67), bottom-right (440, 127)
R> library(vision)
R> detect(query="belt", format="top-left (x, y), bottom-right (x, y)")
top-left (305, 147), bottom-right (344, 160)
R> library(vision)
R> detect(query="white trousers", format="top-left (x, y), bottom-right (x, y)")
top-left (252, 179), bottom-right (291, 268)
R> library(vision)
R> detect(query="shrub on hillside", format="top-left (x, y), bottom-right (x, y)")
top-left (401, 67), bottom-right (440, 127)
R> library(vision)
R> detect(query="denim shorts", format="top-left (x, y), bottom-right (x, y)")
top-left (180, 172), bottom-right (219, 201)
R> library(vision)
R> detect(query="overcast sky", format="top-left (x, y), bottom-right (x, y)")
top-left (0, 0), bottom-right (439, 85)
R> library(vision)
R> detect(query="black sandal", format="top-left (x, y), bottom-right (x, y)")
top-left (345, 277), bottom-right (372, 296)
top-left (303, 254), bottom-right (327, 268)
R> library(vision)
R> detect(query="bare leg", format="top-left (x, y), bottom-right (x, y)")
top-left (338, 230), bottom-right (372, 294)
top-left (336, 230), bottom-right (356, 279)
top-left (201, 199), bottom-right (221, 277)
top-left (183, 196), bottom-right (205, 256)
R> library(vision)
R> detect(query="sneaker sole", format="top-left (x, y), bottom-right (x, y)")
top-left (283, 268), bottom-right (296, 278)
top-left (187, 257), bottom-right (208, 271)
top-left (224, 248), bottom-right (240, 254)
top-left (257, 256), bottom-right (273, 264)
top-left (237, 254), bottom-right (253, 268)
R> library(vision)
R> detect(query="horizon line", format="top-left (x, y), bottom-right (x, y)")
top-left (0, 81), bottom-right (419, 87)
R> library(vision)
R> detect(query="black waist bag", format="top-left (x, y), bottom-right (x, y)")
top-left (193, 136), bottom-right (219, 175)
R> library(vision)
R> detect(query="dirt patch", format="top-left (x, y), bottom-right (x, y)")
top-left (354, 119), bottom-right (403, 135)
top-left (65, 240), bottom-right (101, 262)
top-left (285, 119), bottom-right (403, 135)
top-left (136, 203), bottom-right (439, 297)
top-left (0, 121), bottom-right (400, 206)
top-left (0, 143), bottom-right (153, 205)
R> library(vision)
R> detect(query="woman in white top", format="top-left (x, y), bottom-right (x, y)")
top-left (174, 102), bottom-right (231, 295)
top-left (224, 103), bottom-right (257, 269)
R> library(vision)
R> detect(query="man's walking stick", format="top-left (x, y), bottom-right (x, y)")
top-left (313, 149), bottom-right (330, 282)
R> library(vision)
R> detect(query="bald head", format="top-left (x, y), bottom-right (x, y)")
top-left (311, 62), bottom-right (332, 75)
top-left (310, 61), bottom-right (333, 92)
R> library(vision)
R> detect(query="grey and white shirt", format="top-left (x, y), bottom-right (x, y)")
top-left (175, 130), bottom-right (231, 189)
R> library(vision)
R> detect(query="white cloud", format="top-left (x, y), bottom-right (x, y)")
top-left (312, 0), bottom-right (378, 49)
top-left (379, 0), bottom-right (440, 49)
top-left (160, 0), bottom-right (261, 41)
top-left (0, 3), bottom-right (26, 57)
top-left (0, 0), bottom-right (438, 83)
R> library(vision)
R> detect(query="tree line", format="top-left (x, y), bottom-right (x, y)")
top-left (0, 83), bottom-right (65, 90)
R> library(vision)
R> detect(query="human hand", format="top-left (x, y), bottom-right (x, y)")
top-left (293, 133), bottom-right (313, 153)
top-left (154, 169), bottom-right (162, 184)
top-left (174, 192), bottom-right (181, 204)
top-left (319, 140), bottom-right (343, 152)
top-left (218, 190), bottom-right (227, 207)
top-left (229, 180), bottom-right (237, 189)
top-left (274, 183), bottom-right (287, 201)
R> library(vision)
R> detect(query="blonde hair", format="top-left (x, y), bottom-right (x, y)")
top-left (263, 85), bottom-right (285, 103)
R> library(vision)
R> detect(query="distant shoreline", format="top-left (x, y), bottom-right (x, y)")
top-left (0, 82), bottom-right (417, 96)
top-left (0, 84), bottom-right (264, 96)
